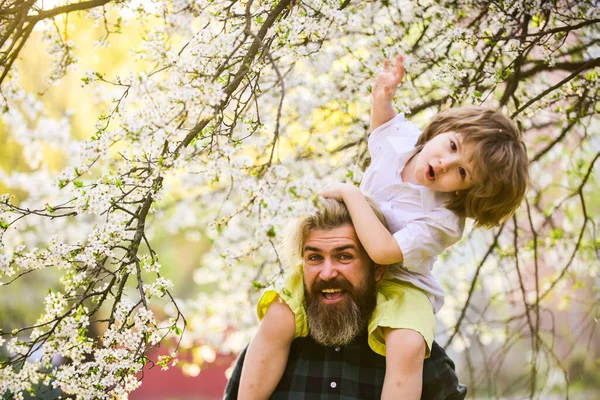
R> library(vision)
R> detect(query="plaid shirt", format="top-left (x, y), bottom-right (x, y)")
top-left (224, 332), bottom-right (467, 399)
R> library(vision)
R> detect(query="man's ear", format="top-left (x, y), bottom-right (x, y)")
top-left (374, 263), bottom-right (386, 282)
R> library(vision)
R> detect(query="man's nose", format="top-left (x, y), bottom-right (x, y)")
top-left (318, 259), bottom-right (338, 281)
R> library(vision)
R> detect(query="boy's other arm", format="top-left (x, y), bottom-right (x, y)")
top-left (320, 184), bottom-right (403, 266)
top-left (371, 55), bottom-right (404, 132)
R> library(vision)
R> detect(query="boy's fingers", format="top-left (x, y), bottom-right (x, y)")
top-left (395, 66), bottom-right (404, 80)
top-left (396, 55), bottom-right (404, 69)
top-left (396, 55), bottom-right (405, 79)
top-left (383, 59), bottom-right (390, 71)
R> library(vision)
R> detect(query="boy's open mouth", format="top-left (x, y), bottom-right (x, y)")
top-left (427, 165), bottom-right (435, 180)
top-left (322, 288), bottom-right (344, 301)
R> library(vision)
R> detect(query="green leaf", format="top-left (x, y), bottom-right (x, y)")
top-left (585, 71), bottom-right (597, 81)
top-left (266, 226), bottom-right (276, 238)
top-left (252, 280), bottom-right (265, 289)
top-left (171, 325), bottom-right (183, 335)
top-left (73, 180), bottom-right (84, 188)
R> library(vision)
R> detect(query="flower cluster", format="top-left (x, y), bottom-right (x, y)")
top-left (0, 0), bottom-right (598, 398)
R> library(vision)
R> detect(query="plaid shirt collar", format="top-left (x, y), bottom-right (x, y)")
top-left (224, 332), bottom-right (467, 399)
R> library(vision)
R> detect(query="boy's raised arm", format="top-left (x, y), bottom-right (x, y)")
top-left (371, 55), bottom-right (404, 132)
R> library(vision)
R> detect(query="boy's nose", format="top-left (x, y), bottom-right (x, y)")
top-left (439, 155), bottom-right (459, 172)
top-left (318, 259), bottom-right (338, 281)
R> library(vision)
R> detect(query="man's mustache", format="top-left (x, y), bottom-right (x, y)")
top-left (310, 277), bottom-right (354, 294)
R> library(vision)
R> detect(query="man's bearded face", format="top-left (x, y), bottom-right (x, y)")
top-left (304, 270), bottom-right (377, 347)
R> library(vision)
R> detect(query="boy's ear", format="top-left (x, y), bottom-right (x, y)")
top-left (374, 263), bottom-right (386, 282)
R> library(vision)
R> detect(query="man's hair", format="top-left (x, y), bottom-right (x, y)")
top-left (285, 196), bottom-right (387, 262)
top-left (416, 107), bottom-right (529, 228)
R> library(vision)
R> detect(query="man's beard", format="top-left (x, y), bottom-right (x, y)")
top-left (304, 270), bottom-right (377, 347)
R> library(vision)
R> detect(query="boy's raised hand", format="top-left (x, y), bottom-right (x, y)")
top-left (372, 54), bottom-right (404, 98)
top-left (319, 182), bottom-right (360, 201)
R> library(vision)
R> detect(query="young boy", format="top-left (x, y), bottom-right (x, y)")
top-left (240, 55), bottom-right (529, 399)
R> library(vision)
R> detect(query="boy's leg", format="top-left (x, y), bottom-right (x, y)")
top-left (239, 298), bottom-right (296, 400)
top-left (381, 327), bottom-right (426, 400)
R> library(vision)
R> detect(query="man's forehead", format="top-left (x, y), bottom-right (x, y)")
top-left (303, 225), bottom-right (360, 251)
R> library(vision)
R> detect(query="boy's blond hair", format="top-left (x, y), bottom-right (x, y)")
top-left (417, 107), bottom-right (529, 228)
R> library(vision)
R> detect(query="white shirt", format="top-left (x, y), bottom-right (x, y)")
top-left (360, 114), bottom-right (464, 312)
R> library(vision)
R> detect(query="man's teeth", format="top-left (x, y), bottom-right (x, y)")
top-left (322, 288), bottom-right (342, 293)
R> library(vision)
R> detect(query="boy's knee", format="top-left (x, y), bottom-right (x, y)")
top-left (384, 328), bottom-right (426, 362)
top-left (261, 298), bottom-right (296, 339)
top-left (265, 297), bottom-right (293, 318)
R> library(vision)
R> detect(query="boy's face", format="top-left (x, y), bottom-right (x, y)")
top-left (412, 131), bottom-right (478, 192)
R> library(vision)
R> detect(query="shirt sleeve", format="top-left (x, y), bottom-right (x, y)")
top-left (392, 211), bottom-right (464, 275)
top-left (368, 113), bottom-right (421, 161)
top-left (223, 345), bottom-right (246, 399)
top-left (422, 341), bottom-right (468, 399)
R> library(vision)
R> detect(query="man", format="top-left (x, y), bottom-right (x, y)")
top-left (224, 198), bottom-right (467, 399)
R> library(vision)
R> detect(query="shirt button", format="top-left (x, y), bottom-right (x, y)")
top-left (334, 347), bottom-right (340, 352)
top-left (330, 382), bottom-right (337, 389)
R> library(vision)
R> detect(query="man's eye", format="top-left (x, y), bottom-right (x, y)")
top-left (459, 167), bottom-right (466, 179)
top-left (339, 254), bottom-right (353, 261)
top-left (307, 254), bottom-right (322, 262)
top-left (450, 140), bottom-right (457, 151)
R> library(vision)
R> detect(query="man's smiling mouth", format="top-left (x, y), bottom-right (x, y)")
top-left (322, 288), bottom-right (344, 301)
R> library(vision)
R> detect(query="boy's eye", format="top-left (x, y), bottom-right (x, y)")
top-left (450, 140), bottom-right (457, 151)
top-left (458, 167), bottom-right (466, 179)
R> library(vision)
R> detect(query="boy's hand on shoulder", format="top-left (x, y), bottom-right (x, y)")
top-left (372, 54), bottom-right (404, 99)
top-left (319, 183), bottom-right (360, 201)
